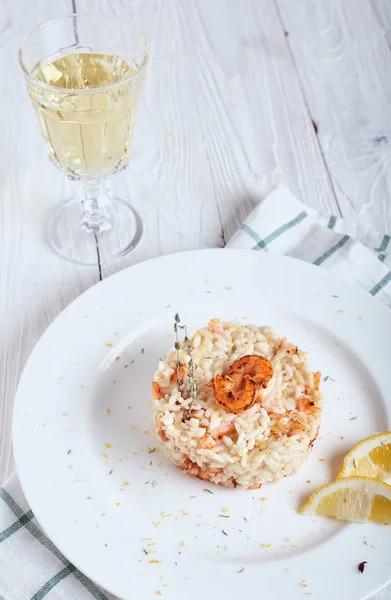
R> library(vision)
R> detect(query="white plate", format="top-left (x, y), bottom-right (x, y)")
top-left (13, 249), bottom-right (391, 600)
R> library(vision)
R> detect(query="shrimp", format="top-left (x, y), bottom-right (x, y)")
top-left (211, 355), bottom-right (274, 414)
top-left (270, 413), bottom-right (308, 439)
top-left (197, 467), bottom-right (224, 482)
top-left (293, 371), bottom-right (321, 413)
top-left (269, 412), bottom-right (296, 437)
top-left (155, 413), bottom-right (169, 441)
top-left (200, 434), bottom-right (216, 449)
top-left (210, 420), bottom-right (235, 439)
top-left (212, 373), bottom-right (256, 413)
top-left (169, 364), bottom-right (186, 384)
top-left (158, 429), bottom-right (169, 442)
top-left (152, 382), bottom-right (164, 400)
top-left (284, 342), bottom-right (299, 355)
top-left (180, 455), bottom-right (238, 487)
top-left (180, 456), bottom-right (200, 476)
top-left (313, 371), bottom-right (321, 391)
top-left (297, 396), bottom-right (320, 414)
top-left (208, 318), bottom-right (225, 334)
top-left (180, 456), bottom-right (223, 481)
top-left (220, 477), bottom-right (237, 488)
top-left (229, 355), bottom-right (274, 389)
top-left (270, 405), bottom-right (319, 440)
top-left (288, 421), bottom-right (308, 437)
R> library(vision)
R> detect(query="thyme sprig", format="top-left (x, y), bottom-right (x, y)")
top-left (174, 313), bottom-right (198, 415)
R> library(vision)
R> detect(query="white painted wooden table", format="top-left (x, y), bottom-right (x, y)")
top-left (1, 0), bottom-right (390, 591)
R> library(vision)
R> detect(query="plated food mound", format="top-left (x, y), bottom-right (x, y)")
top-left (152, 318), bottom-right (322, 489)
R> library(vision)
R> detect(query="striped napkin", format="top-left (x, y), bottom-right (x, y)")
top-left (1, 185), bottom-right (390, 600)
top-left (227, 186), bottom-right (391, 307)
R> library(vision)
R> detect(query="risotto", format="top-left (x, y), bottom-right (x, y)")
top-left (152, 318), bottom-right (322, 489)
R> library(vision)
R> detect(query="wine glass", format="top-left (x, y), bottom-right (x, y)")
top-left (19, 14), bottom-right (148, 266)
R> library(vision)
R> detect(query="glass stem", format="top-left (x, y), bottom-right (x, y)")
top-left (78, 179), bottom-right (113, 234)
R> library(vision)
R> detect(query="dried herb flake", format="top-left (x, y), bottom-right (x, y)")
top-left (173, 313), bottom-right (198, 414)
top-left (358, 561), bottom-right (367, 573)
top-left (204, 488), bottom-right (213, 494)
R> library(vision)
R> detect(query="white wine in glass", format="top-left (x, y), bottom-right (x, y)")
top-left (19, 15), bottom-right (148, 265)
top-left (32, 53), bottom-right (139, 179)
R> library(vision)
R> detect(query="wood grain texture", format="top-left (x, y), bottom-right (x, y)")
top-left (372, 0), bottom-right (391, 29)
top-left (1, 0), bottom-right (390, 488)
top-left (277, 0), bottom-right (391, 233)
top-left (0, 0), bottom-right (99, 483)
top-left (76, 0), bottom-right (340, 278)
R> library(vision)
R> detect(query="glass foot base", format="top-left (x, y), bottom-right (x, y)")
top-left (47, 197), bottom-right (143, 266)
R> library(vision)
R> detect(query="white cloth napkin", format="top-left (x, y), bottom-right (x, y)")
top-left (1, 186), bottom-right (390, 600)
top-left (228, 186), bottom-right (391, 307)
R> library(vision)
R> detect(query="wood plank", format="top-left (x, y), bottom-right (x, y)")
top-left (0, 0), bottom-right (100, 484)
top-left (277, 0), bottom-right (391, 232)
top-left (76, 0), bottom-right (224, 278)
top-left (75, 0), bottom-right (339, 278)
top-left (371, 0), bottom-right (391, 29)
top-left (1, 0), bottom-right (342, 484)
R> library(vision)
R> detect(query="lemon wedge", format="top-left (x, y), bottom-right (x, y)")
top-left (337, 431), bottom-right (391, 479)
top-left (300, 477), bottom-right (391, 524)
